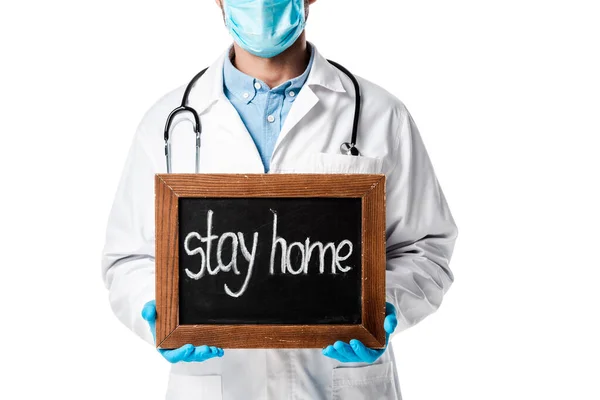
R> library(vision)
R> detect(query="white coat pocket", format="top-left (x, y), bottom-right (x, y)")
top-left (293, 152), bottom-right (383, 174)
top-left (331, 362), bottom-right (399, 400)
top-left (165, 373), bottom-right (222, 400)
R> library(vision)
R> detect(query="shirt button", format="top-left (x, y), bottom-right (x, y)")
top-left (267, 115), bottom-right (275, 123)
top-left (242, 92), bottom-right (249, 99)
top-left (289, 91), bottom-right (296, 97)
top-left (254, 82), bottom-right (262, 90)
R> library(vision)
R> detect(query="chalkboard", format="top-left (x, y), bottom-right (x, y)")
top-left (178, 197), bottom-right (362, 325)
top-left (155, 174), bottom-right (386, 349)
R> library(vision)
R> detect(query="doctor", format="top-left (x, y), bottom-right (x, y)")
top-left (101, 0), bottom-right (458, 399)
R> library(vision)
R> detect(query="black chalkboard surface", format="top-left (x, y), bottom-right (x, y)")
top-left (155, 174), bottom-right (386, 349)
top-left (178, 198), bottom-right (362, 325)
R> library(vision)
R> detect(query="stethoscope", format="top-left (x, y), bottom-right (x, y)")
top-left (164, 60), bottom-right (361, 173)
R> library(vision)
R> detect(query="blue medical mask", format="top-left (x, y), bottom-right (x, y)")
top-left (224, 0), bottom-right (306, 58)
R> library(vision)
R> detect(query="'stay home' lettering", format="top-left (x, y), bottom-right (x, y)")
top-left (183, 209), bottom-right (354, 298)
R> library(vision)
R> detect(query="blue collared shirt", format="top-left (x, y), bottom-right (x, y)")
top-left (223, 45), bottom-right (315, 172)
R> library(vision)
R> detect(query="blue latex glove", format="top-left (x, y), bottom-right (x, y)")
top-left (141, 300), bottom-right (224, 363)
top-left (322, 302), bottom-right (398, 364)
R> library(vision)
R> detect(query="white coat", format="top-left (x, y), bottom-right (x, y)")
top-left (101, 43), bottom-right (458, 400)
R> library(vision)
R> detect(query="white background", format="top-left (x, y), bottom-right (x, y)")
top-left (1, 0), bottom-right (599, 399)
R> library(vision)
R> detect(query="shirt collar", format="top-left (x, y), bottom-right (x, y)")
top-left (187, 42), bottom-right (346, 115)
top-left (223, 43), bottom-right (317, 104)
top-left (222, 46), bottom-right (259, 104)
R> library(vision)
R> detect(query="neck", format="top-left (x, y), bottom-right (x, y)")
top-left (230, 33), bottom-right (310, 89)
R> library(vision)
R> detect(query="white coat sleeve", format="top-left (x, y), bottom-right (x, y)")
top-left (385, 105), bottom-right (458, 334)
top-left (100, 125), bottom-right (157, 345)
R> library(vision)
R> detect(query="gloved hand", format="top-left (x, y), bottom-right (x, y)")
top-left (141, 300), bottom-right (224, 363)
top-left (322, 302), bottom-right (398, 364)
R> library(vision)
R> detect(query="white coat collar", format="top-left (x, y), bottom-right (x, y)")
top-left (186, 42), bottom-right (346, 115)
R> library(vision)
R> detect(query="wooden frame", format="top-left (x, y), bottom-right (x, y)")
top-left (155, 173), bottom-right (386, 349)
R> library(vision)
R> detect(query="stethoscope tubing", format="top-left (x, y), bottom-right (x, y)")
top-left (164, 61), bottom-right (360, 173)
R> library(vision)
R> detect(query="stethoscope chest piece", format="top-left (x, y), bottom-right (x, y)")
top-left (340, 142), bottom-right (361, 156)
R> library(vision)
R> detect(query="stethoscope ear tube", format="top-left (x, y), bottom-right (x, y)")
top-left (164, 68), bottom-right (209, 173)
